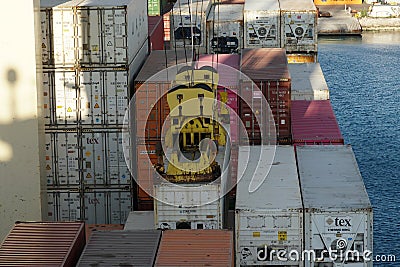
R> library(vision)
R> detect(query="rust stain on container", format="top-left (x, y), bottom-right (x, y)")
top-left (0, 222), bottom-right (85, 267)
top-left (155, 230), bottom-right (234, 267)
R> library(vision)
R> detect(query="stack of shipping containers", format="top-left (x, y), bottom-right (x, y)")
top-left (235, 146), bottom-right (303, 266)
top-left (240, 48), bottom-right (292, 145)
top-left (279, 0), bottom-right (318, 63)
top-left (41, 0), bottom-right (148, 224)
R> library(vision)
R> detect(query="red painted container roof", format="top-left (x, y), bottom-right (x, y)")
top-left (291, 100), bottom-right (344, 144)
top-left (0, 222), bottom-right (85, 267)
top-left (197, 54), bottom-right (240, 89)
top-left (155, 230), bottom-right (234, 267)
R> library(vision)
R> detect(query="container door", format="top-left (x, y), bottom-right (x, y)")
top-left (81, 131), bottom-right (107, 186)
top-left (44, 132), bottom-right (56, 187)
top-left (42, 71), bottom-right (55, 126)
top-left (83, 190), bottom-right (107, 224)
top-left (55, 131), bottom-right (80, 186)
top-left (40, 9), bottom-right (52, 66)
top-left (59, 191), bottom-right (82, 221)
top-left (79, 70), bottom-right (104, 125)
top-left (53, 7), bottom-right (76, 66)
top-left (109, 190), bottom-right (132, 224)
top-left (76, 8), bottom-right (102, 65)
top-left (106, 132), bottom-right (131, 186)
top-left (103, 8), bottom-right (128, 65)
top-left (54, 70), bottom-right (78, 125)
top-left (104, 70), bottom-right (129, 125)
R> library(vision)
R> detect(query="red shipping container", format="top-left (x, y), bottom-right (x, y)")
top-left (291, 100), bottom-right (344, 145)
top-left (148, 16), bottom-right (164, 51)
top-left (0, 222), bottom-right (85, 267)
top-left (240, 48), bottom-right (292, 144)
top-left (163, 12), bottom-right (171, 41)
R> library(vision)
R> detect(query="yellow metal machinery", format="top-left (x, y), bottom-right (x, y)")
top-left (155, 67), bottom-right (227, 183)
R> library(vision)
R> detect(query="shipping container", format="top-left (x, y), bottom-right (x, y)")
top-left (243, 0), bottom-right (280, 48)
top-left (47, 190), bottom-right (83, 221)
top-left (291, 100), bottom-right (344, 145)
top-left (40, 0), bottom-right (70, 67)
top-left (287, 52), bottom-right (317, 63)
top-left (154, 183), bottom-right (225, 230)
top-left (240, 48), bottom-right (291, 144)
top-left (51, 0), bottom-right (148, 67)
top-left (77, 230), bottom-right (161, 266)
top-left (296, 145), bottom-right (373, 267)
top-left (219, 0), bottom-right (245, 3)
top-left (170, 0), bottom-right (212, 49)
top-left (279, 0), bottom-right (318, 53)
top-left (235, 146), bottom-right (303, 266)
top-left (81, 129), bottom-right (131, 186)
top-left (148, 0), bottom-right (168, 16)
top-left (83, 188), bottom-right (133, 224)
top-left (155, 229), bottom-right (234, 267)
top-left (206, 4), bottom-right (244, 54)
top-left (288, 63), bottom-right (329, 100)
top-left (124, 211), bottom-right (155, 230)
top-left (0, 222), bottom-right (85, 267)
top-left (148, 16), bottom-right (165, 51)
top-left (85, 224), bottom-right (124, 241)
top-left (45, 130), bottom-right (81, 187)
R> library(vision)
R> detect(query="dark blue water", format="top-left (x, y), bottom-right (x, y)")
top-left (318, 33), bottom-right (400, 266)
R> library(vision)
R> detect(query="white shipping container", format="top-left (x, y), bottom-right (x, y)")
top-left (170, 0), bottom-right (211, 49)
top-left (42, 71), bottom-right (55, 126)
top-left (288, 63), bottom-right (329, 100)
top-left (45, 131), bottom-right (80, 186)
top-left (47, 190), bottom-right (83, 222)
top-left (79, 68), bottom-right (129, 126)
top-left (154, 183), bottom-right (224, 230)
top-left (244, 0), bottom-right (280, 48)
top-left (124, 211), bottom-right (155, 230)
top-left (279, 0), bottom-right (318, 53)
top-left (206, 4), bottom-right (244, 54)
top-left (235, 146), bottom-right (303, 266)
top-left (81, 129), bottom-right (131, 186)
top-left (52, 0), bottom-right (148, 67)
top-left (297, 145), bottom-right (373, 267)
top-left (83, 189), bottom-right (132, 224)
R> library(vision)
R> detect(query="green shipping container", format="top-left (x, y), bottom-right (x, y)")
top-left (148, 0), bottom-right (163, 16)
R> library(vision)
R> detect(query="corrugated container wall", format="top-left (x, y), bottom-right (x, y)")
top-left (77, 230), bottom-right (161, 266)
top-left (170, 0), bottom-right (212, 51)
top-left (288, 63), bottom-right (329, 100)
top-left (85, 224), bottom-right (124, 241)
top-left (148, 0), bottom-right (168, 16)
top-left (148, 16), bottom-right (165, 51)
top-left (0, 222), bottom-right (85, 267)
top-left (154, 183), bottom-right (224, 230)
top-left (291, 100), bottom-right (344, 145)
top-left (279, 0), bottom-right (318, 53)
top-left (51, 0), bottom-right (148, 67)
top-left (155, 230), bottom-right (234, 266)
top-left (296, 145), bottom-right (373, 267)
top-left (206, 4), bottom-right (244, 54)
top-left (244, 0), bottom-right (280, 48)
top-left (235, 146), bottom-right (303, 266)
top-left (240, 48), bottom-right (292, 144)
